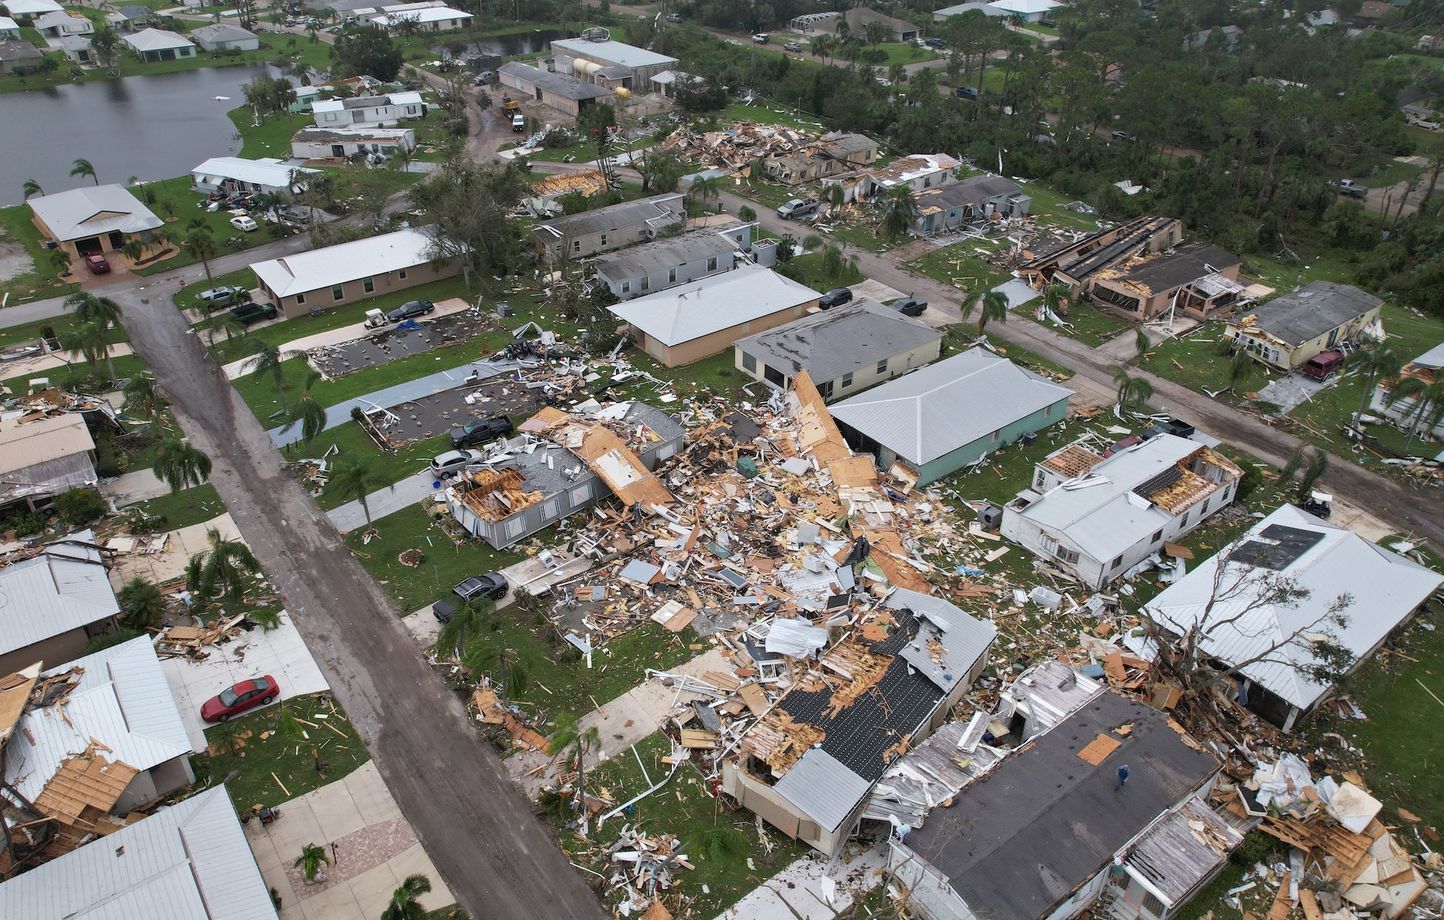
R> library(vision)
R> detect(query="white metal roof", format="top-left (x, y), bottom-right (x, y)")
top-left (250, 226), bottom-right (445, 297)
top-left (371, 5), bottom-right (470, 25)
top-left (2, 0), bottom-right (63, 14)
top-left (122, 27), bottom-right (195, 51)
top-left (830, 348), bottom-right (1072, 466)
top-left (192, 156), bottom-right (316, 189)
top-left (27, 184), bottom-right (164, 243)
top-left (607, 265), bottom-right (819, 347)
top-left (0, 539), bottom-right (118, 657)
top-left (33, 10), bottom-right (89, 30)
top-left (311, 97), bottom-right (344, 113)
top-left (773, 748), bottom-right (874, 831)
top-left (551, 36), bottom-right (677, 69)
top-left (5, 636), bottom-right (195, 801)
top-left (1010, 434), bottom-right (1202, 561)
top-left (0, 16), bottom-right (18, 30)
top-left (1147, 504), bottom-right (1443, 710)
top-left (987, 0), bottom-right (1062, 12)
top-left (0, 786), bottom-right (277, 920)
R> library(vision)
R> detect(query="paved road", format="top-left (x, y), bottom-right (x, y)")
top-left (113, 292), bottom-right (605, 920)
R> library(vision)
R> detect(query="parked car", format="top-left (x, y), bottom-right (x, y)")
top-left (229, 301), bottom-right (278, 326)
top-left (752, 32), bottom-right (769, 43)
top-left (891, 296), bottom-right (927, 317)
top-left (453, 573), bottom-right (508, 602)
top-left (777, 198), bottom-right (821, 220)
top-left (818, 287), bottom-right (854, 310)
top-left (924, 37), bottom-right (946, 49)
top-left (230, 215), bottom-right (259, 232)
top-left (200, 675), bottom-right (279, 723)
top-left (386, 299), bottom-right (436, 322)
top-left (430, 448), bottom-right (481, 479)
top-left (784, 41), bottom-right (802, 52)
top-left (1334, 178), bottom-right (1367, 199)
top-left (665, 12), bottom-right (681, 21)
top-left (955, 85), bottom-right (979, 100)
top-left (473, 69), bottom-right (494, 85)
top-left (198, 285), bottom-right (246, 309)
top-left (1110, 130), bottom-right (1134, 142)
top-left (84, 253), bottom-right (110, 274)
top-left (451, 415), bottom-right (514, 448)
top-left (1302, 351), bottom-right (1344, 380)
top-left (1038, 15), bottom-right (1057, 27)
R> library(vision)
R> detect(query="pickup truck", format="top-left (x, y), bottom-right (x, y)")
top-left (229, 301), bottom-right (278, 326)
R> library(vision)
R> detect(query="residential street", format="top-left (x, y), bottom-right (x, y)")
top-left (112, 289), bottom-right (606, 920)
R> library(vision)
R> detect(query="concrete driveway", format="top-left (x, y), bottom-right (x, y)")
top-left (161, 611), bottom-right (330, 750)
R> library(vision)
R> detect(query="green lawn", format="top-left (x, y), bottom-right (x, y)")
top-left (552, 734), bottom-right (806, 917)
top-left (0, 311), bottom-right (127, 352)
top-left (1361, 159), bottom-right (1425, 189)
top-left (908, 239), bottom-right (1010, 294)
top-left (129, 176), bottom-right (288, 276)
top-left (229, 107), bottom-right (311, 160)
top-left (0, 202), bottom-right (79, 305)
top-left (870, 41), bottom-right (938, 66)
top-left (1053, 300), bottom-right (1132, 348)
top-left (715, 101), bottom-right (825, 130)
top-left (0, 353), bottom-right (145, 397)
top-left (123, 483), bottom-right (227, 530)
top-left (775, 250), bottom-right (864, 290)
top-left (198, 692), bottom-right (370, 812)
top-left (294, 425), bottom-right (450, 510)
top-left (1238, 248), bottom-right (1362, 292)
top-left (1135, 321), bottom-right (1239, 395)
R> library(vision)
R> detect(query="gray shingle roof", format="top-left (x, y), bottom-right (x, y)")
top-left (918, 175), bottom-right (1022, 210)
top-left (1238, 281), bottom-right (1382, 346)
top-left (594, 228), bottom-right (739, 281)
top-left (830, 348), bottom-right (1071, 466)
top-left (535, 193), bottom-right (684, 240)
top-left (733, 298), bottom-right (941, 383)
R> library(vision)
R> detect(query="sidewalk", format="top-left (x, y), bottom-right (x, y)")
top-left (100, 468), bottom-right (170, 505)
top-left (326, 471), bottom-right (438, 533)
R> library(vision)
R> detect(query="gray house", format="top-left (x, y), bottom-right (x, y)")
top-left (445, 402), bottom-right (683, 549)
top-left (498, 61), bottom-right (611, 116)
top-left (594, 223), bottom-right (774, 299)
top-left (733, 299), bottom-right (942, 400)
top-left (191, 23), bottom-right (259, 51)
top-left (533, 193), bottom-right (686, 261)
top-left (914, 175), bottom-right (1030, 235)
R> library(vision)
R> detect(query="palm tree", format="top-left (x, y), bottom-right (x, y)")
top-left (1041, 281), bottom-right (1068, 316)
top-left (1227, 350), bottom-right (1256, 393)
top-left (49, 248), bottom-right (71, 277)
top-left (70, 158), bottom-right (99, 185)
top-left (464, 641), bottom-right (529, 699)
top-left (294, 843), bottom-right (329, 884)
top-left (184, 229), bottom-right (219, 290)
top-left (880, 184), bottom-right (918, 240)
top-left (195, 528), bottom-right (261, 599)
top-left (1110, 365), bottom-right (1154, 409)
top-left (962, 289), bottom-right (1009, 333)
top-left (330, 461), bottom-right (389, 525)
top-left (59, 320), bottom-right (116, 379)
top-left (154, 438), bottom-right (213, 492)
top-left (436, 596), bottom-right (495, 662)
top-left (1294, 448), bottom-right (1329, 505)
top-left (243, 341), bottom-right (290, 399)
top-left (548, 713), bottom-right (601, 832)
top-left (380, 874), bottom-right (432, 920)
top-left (1345, 345), bottom-right (1403, 428)
top-left (22, 179), bottom-right (43, 200)
top-left (121, 237), bottom-right (145, 266)
top-left (206, 313), bottom-right (248, 348)
top-left (289, 395), bottom-right (327, 445)
top-left (1386, 376), bottom-right (1444, 450)
top-left (1133, 325), bottom-right (1151, 358)
top-left (685, 175), bottom-right (721, 213)
top-left (66, 292), bottom-right (122, 329)
top-left (118, 577), bottom-right (167, 631)
top-left (122, 373), bottom-right (169, 423)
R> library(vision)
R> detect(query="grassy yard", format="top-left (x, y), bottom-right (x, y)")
top-left (869, 42), bottom-right (939, 66)
top-left (0, 311), bottom-right (128, 351)
top-left (130, 175), bottom-right (291, 276)
top-left (1053, 300), bottom-right (1132, 348)
top-left (0, 202), bottom-right (79, 304)
top-left (552, 734), bottom-right (806, 917)
top-left (294, 425), bottom-right (450, 510)
top-left (229, 106), bottom-right (311, 160)
top-left (0, 352), bottom-right (145, 397)
top-left (908, 239), bottom-right (1010, 294)
top-left (775, 250), bottom-right (864, 290)
top-left (123, 483), bottom-right (227, 529)
top-left (715, 101), bottom-right (825, 130)
top-left (1237, 248), bottom-right (1362, 292)
top-left (1135, 321), bottom-right (1240, 395)
top-left (198, 691), bottom-right (370, 812)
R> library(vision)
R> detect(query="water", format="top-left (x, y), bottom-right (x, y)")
top-left (0, 64), bottom-right (276, 207)
top-left (456, 29), bottom-right (564, 58)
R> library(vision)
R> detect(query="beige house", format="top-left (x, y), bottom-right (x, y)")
top-left (1224, 281), bottom-right (1383, 370)
top-left (733, 298), bottom-right (942, 400)
top-left (250, 226), bottom-right (460, 318)
top-left (498, 61), bottom-right (612, 116)
top-left (0, 539), bottom-right (119, 677)
top-left (27, 184), bottom-right (164, 262)
top-left (0, 412), bottom-right (98, 513)
top-left (609, 266), bottom-right (820, 367)
top-left (1087, 240), bottom-right (1242, 320)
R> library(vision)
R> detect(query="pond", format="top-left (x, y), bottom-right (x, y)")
top-left (0, 64), bottom-right (276, 207)
top-left (453, 28), bottom-right (565, 58)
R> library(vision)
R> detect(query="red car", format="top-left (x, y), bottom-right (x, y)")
top-left (201, 675), bottom-right (279, 723)
top-left (84, 253), bottom-right (110, 274)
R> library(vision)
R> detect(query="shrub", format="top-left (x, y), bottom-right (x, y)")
top-left (55, 487), bottom-right (107, 528)
top-left (1, 510), bottom-right (48, 538)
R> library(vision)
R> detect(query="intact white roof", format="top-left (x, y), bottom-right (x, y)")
top-left (123, 27), bottom-right (194, 52)
top-left (1409, 342), bottom-right (1444, 368)
top-left (389, 89), bottom-right (423, 106)
top-left (0, 16), bottom-right (18, 30)
top-left (0, 538), bottom-right (118, 657)
top-left (0, 786), bottom-right (277, 920)
top-left (192, 22), bottom-right (257, 42)
top-left (1147, 504), bottom-right (1443, 711)
top-left (987, 0), bottom-right (1062, 12)
top-left (3, 0), bottom-right (63, 14)
top-left (193, 156), bottom-right (317, 188)
top-left (5, 637), bottom-right (194, 801)
top-left (371, 5), bottom-right (470, 25)
top-left (1012, 434), bottom-right (1202, 561)
top-left (608, 265), bottom-right (819, 347)
top-left (312, 97), bottom-right (344, 113)
top-left (28, 183), bottom-right (163, 243)
top-left (830, 348), bottom-right (1072, 466)
top-left (251, 226), bottom-right (444, 297)
top-left (552, 36), bottom-right (677, 69)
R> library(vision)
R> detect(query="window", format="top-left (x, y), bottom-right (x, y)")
top-left (640, 276), bottom-right (650, 291)
top-left (841, 371), bottom-right (853, 388)
top-left (991, 429), bottom-right (1000, 443)
top-left (331, 285), bottom-right (344, 301)
top-left (362, 277), bottom-right (374, 294)
top-left (505, 517), bottom-right (525, 538)
top-left (295, 293), bottom-right (305, 305)
top-left (572, 240), bottom-right (581, 253)
top-left (1151, 529), bottom-right (1164, 544)
top-left (621, 281), bottom-right (631, 294)
top-left (600, 232), bottom-right (608, 247)
top-left (1112, 555), bottom-right (1124, 570)
top-left (398, 268), bottom-right (407, 280)
top-left (1043, 403), bottom-right (1054, 416)
top-left (742, 352), bottom-right (757, 373)
top-left (668, 268), bottom-right (678, 283)
top-left (876, 358), bottom-right (888, 374)
top-left (570, 483), bottom-right (592, 505)
top-left (818, 380), bottom-right (834, 399)
top-left (1056, 547), bottom-right (1080, 564)
top-left (707, 256), bottom-right (718, 271)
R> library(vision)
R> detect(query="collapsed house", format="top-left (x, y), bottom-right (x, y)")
top-left (1224, 281), bottom-right (1383, 371)
top-left (837, 153), bottom-right (961, 204)
top-left (524, 169), bottom-right (611, 218)
top-left (445, 401), bottom-right (682, 549)
top-left (761, 131), bottom-right (879, 185)
top-left (1087, 239), bottom-right (1244, 321)
top-left (0, 412), bottom-right (97, 515)
top-left (1145, 504), bottom-right (1443, 730)
top-left (656, 122), bottom-right (877, 184)
top-left (1000, 434), bottom-right (1242, 589)
top-left (1019, 216), bottom-right (1183, 293)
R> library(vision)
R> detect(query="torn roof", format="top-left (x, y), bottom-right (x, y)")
top-left (1123, 797), bottom-right (1243, 906)
top-left (901, 693), bottom-right (1218, 920)
top-left (1231, 281), bottom-right (1382, 346)
top-left (1147, 504), bottom-right (1443, 711)
top-left (5, 636), bottom-right (193, 803)
top-left (521, 405), bottom-right (674, 508)
top-left (0, 662), bottom-right (40, 750)
top-left (1097, 240), bottom-right (1240, 297)
top-left (0, 537), bottom-right (118, 658)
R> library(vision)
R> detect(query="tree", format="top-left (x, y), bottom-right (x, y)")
top-left (191, 528), bottom-right (261, 600)
top-left (1345, 345), bottom-right (1402, 428)
top-left (59, 320), bottom-right (117, 379)
top-left (185, 228), bottom-right (219, 290)
top-left (863, 19), bottom-right (891, 46)
top-left (294, 843), bottom-right (330, 884)
top-left (685, 174), bottom-right (721, 212)
top-left (1386, 376), bottom-right (1444, 450)
top-left (66, 292), bottom-right (122, 329)
top-left (290, 396), bottom-right (328, 445)
top-left (154, 438), bottom-right (213, 492)
top-left (1227, 350), bottom-right (1256, 394)
top-left (22, 179), bottom-right (43, 200)
top-left (118, 577), bottom-right (166, 631)
top-left (962, 289), bottom-right (1009, 333)
top-left (332, 24), bottom-right (402, 81)
top-left (244, 341), bottom-right (291, 399)
top-left (880, 184), bottom-right (917, 240)
top-left (436, 596), bottom-right (495, 662)
top-left (330, 461), bottom-right (389, 525)
top-left (1294, 448), bottom-right (1329, 505)
top-left (380, 874), bottom-right (432, 920)
top-left (411, 160), bottom-right (528, 288)
top-left (1110, 365), bottom-right (1154, 409)
top-left (207, 313), bottom-right (248, 348)
top-left (122, 373), bottom-right (169, 423)
top-left (548, 713), bottom-right (601, 833)
top-left (70, 158), bottom-right (98, 185)
top-left (91, 24), bottom-right (120, 74)
top-left (55, 487), bottom-right (106, 527)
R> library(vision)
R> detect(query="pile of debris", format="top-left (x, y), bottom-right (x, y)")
top-left (153, 614), bottom-right (249, 658)
top-left (656, 121), bottom-right (819, 173)
top-left (608, 825), bottom-right (693, 917)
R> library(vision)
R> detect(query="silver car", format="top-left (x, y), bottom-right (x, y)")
top-left (430, 449), bottom-right (481, 479)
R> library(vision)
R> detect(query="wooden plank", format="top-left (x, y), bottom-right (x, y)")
top-left (1300, 889), bottom-right (1322, 920)
top-left (739, 683), bottom-right (767, 717)
top-left (1076, 733), bottom-right (1121, 766)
